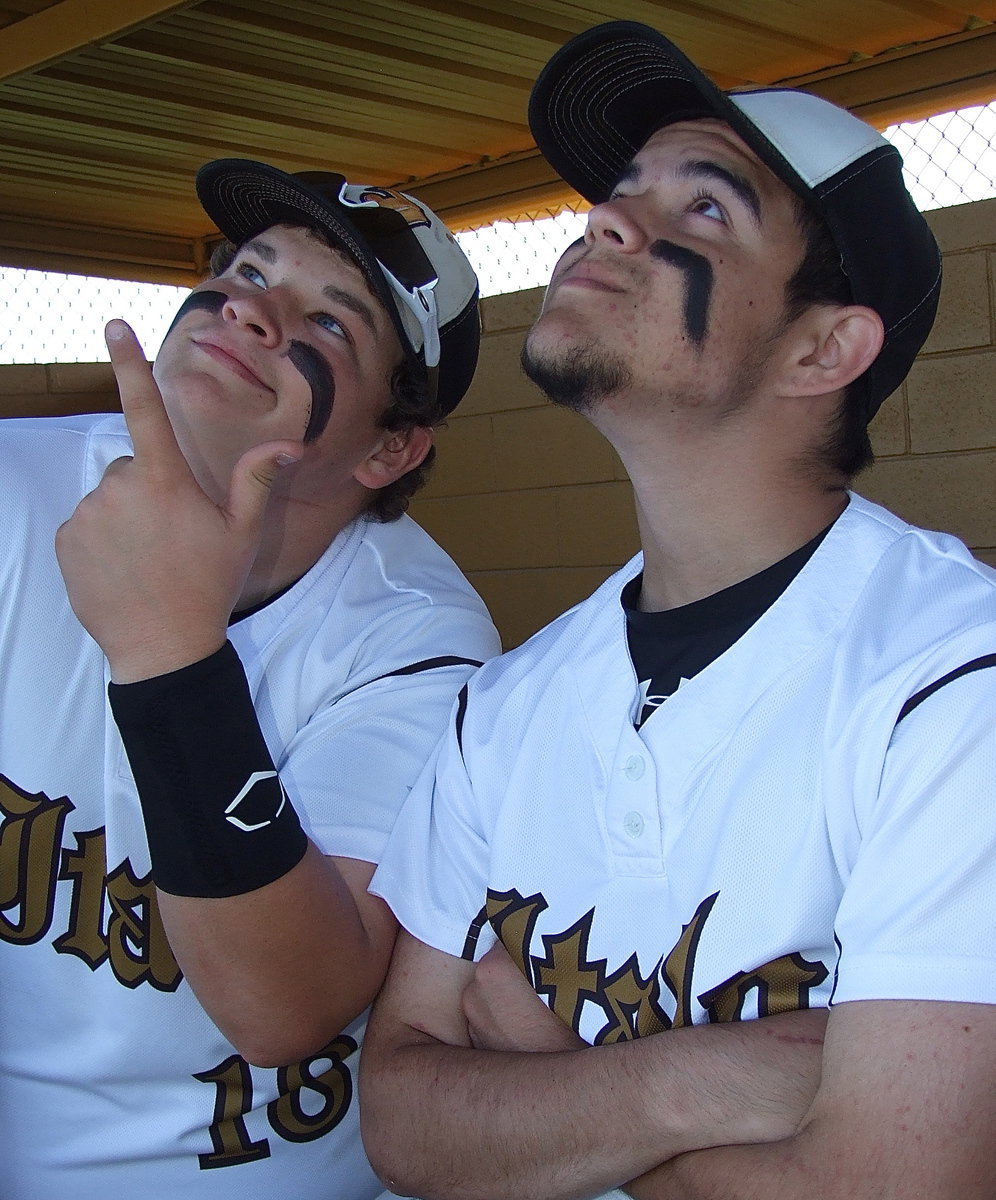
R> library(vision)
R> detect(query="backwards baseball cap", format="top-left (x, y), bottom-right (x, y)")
top-left (528, 21), bottom-right (942, 422)
top-left (196, 158), bottom-right (480, 416)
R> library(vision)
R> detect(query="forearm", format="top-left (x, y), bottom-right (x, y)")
top-left (160, 845), bottom-right (396, 1066)
top-left (630, 1124), bottom-right (919, 1200)
top-left (111, 645), bottom-right (397, 1064)
top-left (367, 1041), bottom-right (664, 1200)
top-left (623, 1139), bottom-right (803, 1200)
top-left (109, 642), bottom-right (309, 896)
top-left (363, 1011), bottom-right (823, 1200)
top-left (626, 998), bottom-right (996, 1200)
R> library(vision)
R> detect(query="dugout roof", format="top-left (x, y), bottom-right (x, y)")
top-left (0, 0), bottom-right (994, 285)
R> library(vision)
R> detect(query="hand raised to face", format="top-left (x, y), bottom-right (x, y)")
top-left (55, 320), bottom-right (303, 683)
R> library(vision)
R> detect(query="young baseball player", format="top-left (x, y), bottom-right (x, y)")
top-left (361, 22), bottom-right (996, 1199)
top-left (0, 159), bottom-right (499, 1198)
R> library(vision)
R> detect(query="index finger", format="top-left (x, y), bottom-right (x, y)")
top-left (105, 319), bottom-right (186, 471)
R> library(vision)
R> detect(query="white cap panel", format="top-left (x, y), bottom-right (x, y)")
top-left (731, 90), bottom-right (889, 188)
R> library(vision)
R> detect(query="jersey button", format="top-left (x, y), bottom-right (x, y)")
top-left (623, 754), bottom-right (645, 781)
top-left (623, 810), bottom-right (645, 838)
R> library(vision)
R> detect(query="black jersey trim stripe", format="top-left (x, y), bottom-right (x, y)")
top-left (896, 654), bottom-right (996, 725)
top-left (829, 933), bottom-right (844, 1005)
top-left (461, 902), bottom-right (490, 961)
top-left (454, 683), bottom-right (469, 758)
top-left (372, 655), bottom-right (484, 684)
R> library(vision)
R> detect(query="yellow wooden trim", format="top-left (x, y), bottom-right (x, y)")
top-left (0, 214), bottom-right (201, 285)
top-left (784, 26), bottom-right (996, 125)
top-left (0, 0), bottom-right (198, 83)
top-left (419, 27), bottom-right (996, 227)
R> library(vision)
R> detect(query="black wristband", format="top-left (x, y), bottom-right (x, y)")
top-left (108, 642), bottom-right (309, 898)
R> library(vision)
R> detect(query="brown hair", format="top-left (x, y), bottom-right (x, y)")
top-left (782, 202), bottom-right (874, 480)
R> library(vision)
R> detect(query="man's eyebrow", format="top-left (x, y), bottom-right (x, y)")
top-left (322, 284), bottom-right (379, 338)
top-left (677, 160), bottom-right (763, 225)
top-left (240, 237), bottom-right (277, 262)
top-left (240, 236), bottom-right (380, 338)
top-left (612, 160), bottom-right (641, 191)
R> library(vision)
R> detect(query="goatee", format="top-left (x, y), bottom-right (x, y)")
top-left (520, 337), bottom-right (632, 414)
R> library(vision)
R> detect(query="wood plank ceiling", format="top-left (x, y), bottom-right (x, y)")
top-left (1, 0), bottom-right (994, 285)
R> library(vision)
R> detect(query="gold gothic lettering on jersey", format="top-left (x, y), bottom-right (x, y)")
top-left (1, 774), bottom-right (357, 1166)
top-left (0, 774), bottom-right (181, 990)
top-left (195, 1036), bottom-right (358, 1170)
top-left (0, 774), bottom-right (73, 944)
top-left (483, 888), bottom-right (828, 1041)
top-left (57, 829), bottom-right (181, 990)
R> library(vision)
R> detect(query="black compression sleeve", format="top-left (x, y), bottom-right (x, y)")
top-left (108, 641), bottom-right (308, 898)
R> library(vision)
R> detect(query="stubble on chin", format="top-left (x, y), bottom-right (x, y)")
top-left (520, 331), bottom-right (633, 415)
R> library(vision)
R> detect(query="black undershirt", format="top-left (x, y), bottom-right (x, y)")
top-left (230, 579), bottom-right (296, 623)
top-left (624, 526), bottom-right (831, 728)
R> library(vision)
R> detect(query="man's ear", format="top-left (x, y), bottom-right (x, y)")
top-left (353, 425), bottom-right (434, 490)
top-left (777, 305), bottom-right (884, 398)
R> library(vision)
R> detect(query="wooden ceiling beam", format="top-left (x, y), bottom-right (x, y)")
top-left (407, 152), bottom-right (579, 230)
top-left (414, 26), bottom-right (996, 229)
top-left (22, 66), bottom-right (479, 163)
top-left (0, 0), bottom-right (198, 82)
top-left (783, 25), bottom-right (996, 125)
top-left (100, 34), bottom-right (527, 137)
top-left (194, 2), bottom-right (533, 89)
top-left (0, 213), bottom-right (204, 285)
top-left (0, 92), bottom-right (469, 178)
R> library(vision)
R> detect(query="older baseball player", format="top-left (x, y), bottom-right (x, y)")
top-left (0, 160), bottom-right (499, 1198)
top-left (361, 22), bottom-right (996, 1200)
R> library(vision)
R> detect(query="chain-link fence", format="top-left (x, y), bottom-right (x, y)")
top-left (1, 101), bottom-right (994, 364)
top-left (462, 100), bottom-right (996, 298)
top-left (0, 272), bottom-right (190, 366)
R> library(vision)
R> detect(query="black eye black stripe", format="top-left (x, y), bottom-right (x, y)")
top-left (649, 239), bottom-right (714, 346)
top-left (286, 340), bottom-right (335, 444)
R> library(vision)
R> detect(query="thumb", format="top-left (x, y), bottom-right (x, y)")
top-left (226, 441), bottom-right (302, 529)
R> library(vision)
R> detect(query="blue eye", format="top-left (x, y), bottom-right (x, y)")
top-left (236, 262), bottom-right (267, 287)
top-left (313, 313), bottom-right (348, 338)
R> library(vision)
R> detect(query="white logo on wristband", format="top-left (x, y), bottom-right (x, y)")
top-left (225, 771), bottom-right (288, 832)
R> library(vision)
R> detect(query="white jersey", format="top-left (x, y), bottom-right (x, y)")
top-left (0, 414), bottom-right (500, 1200)
top-left (372, 495), bottom-right (996, 1046)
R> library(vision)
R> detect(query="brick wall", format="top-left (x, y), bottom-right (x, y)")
top-left (414, 197), bottom-right (996, 646)
top-left (0, 361), bottom-right (118, 419)
top-left (857, 199), bottom-right (996, 573)
top-left (2, 196), bottom-right (993, 648)
top-left (411, 287), bottom-right (638, 648)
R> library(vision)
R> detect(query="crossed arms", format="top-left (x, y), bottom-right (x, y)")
top-left (361, 934), bottom-right (996, 1199)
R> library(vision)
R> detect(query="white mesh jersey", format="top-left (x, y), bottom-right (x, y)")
top-left (373, 494), bottom-right (996, 1046)
top-left (0, 414), bottom-right (500, 1200)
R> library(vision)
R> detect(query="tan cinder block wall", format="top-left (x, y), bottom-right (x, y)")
top-left (0, 362), bottom-right (119, 419)
top-left (412, 196), bottom-right (996, 646)
top-left (410, 287), bottom-right (639, 648)
top-left (1, 197), bottom-right (993, 648)
top-left (858, 199), bottom-right (996, 574)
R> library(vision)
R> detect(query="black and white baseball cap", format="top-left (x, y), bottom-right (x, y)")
top-left (196, 159), bottom-right (480, 416)
top-left (528, 21), bottom-right (942, 422)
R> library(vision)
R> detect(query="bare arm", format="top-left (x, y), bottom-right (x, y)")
top-left (627, 998), bottom-right (996, 1200)
top-left (55, 323), bottom-right (394, 1064)
top-left (360, 930), bottom-right (826, 1200)
top-left (159, 848), bottom-right (396, 1066)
